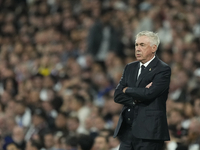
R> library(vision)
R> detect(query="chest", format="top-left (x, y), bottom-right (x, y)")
top-left (126, 67), bottom-right (157, 87)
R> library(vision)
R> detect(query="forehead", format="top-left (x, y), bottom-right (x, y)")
top-left (135, 36), bottom-right (150, 44)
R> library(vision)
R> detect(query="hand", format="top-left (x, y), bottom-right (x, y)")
top-left (123, 87), bottom-right (128, 93)
top-left (146, 82), bottom-right (152, 88)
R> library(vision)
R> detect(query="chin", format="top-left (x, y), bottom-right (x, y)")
top-left (136, 57), bottom-right (142, 61)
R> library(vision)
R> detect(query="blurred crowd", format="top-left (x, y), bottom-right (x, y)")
top-left (0, 0), bottom-right (200, 150)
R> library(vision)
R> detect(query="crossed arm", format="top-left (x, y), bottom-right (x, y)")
top-left (114, 65), bottom-right (171, 106)
top-left (123, 82), bottom-right (152, 93)
top-left (120, 82), bottom-right (152, 104)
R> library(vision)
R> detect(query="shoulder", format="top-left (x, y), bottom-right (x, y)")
top-left (126, 61), bottom-right (139, 67)
top-left (157, 57), bottom-right (171, 72)
top-left (122, 61), bottom-right (139, 72)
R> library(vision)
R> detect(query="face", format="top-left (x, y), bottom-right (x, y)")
top-left (69, 98), bottom-right (80, 111)
top-left (94, 117), bottom-right (105, 131)
top-left (55, 114), bottom-right (67, 128)
top-left (135, 36), bottom-right (157, 64)
top-left (15, 103), bottom-right (25, 115)
top-left (12, 126), bottom-right (24, 143)
top-left (67, 118), bottom-right (79, 131)
top-left (32, 115), bottom-right (44, 126)
top-left (108, 136), bottom-right (120, 148)
top-left (93, 136), bottom-right (108, 150)
top-left (44, 134), bottom-right (54, 148)
top-left (169, 110), bottom-right (183, 125)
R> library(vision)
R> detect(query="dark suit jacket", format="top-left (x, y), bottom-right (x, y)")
top-left (113, 56), bottom-right (171, 141)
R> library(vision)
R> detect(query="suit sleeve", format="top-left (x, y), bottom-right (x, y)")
top-left (125, 66), bottom-right (171, 102)
top-left (114, 65), bottom-right (134, 106)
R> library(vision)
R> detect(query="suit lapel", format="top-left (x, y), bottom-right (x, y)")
top-left (136, 56), bottom-right (159, 87)
top-left (133, 63), bottom-right (140, 86)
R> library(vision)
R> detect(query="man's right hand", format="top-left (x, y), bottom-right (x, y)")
top-left (146, 82), bottom-right (152, 88)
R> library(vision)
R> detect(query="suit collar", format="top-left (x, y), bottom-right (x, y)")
top-left (136, 56), bottom-right (159, 87)
top-left (139, 56), bottom-right (155, 68)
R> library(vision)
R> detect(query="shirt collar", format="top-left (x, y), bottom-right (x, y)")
top-left (140, 56), bottom-right (155, 68)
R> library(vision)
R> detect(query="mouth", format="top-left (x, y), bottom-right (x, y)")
top-left (136, 54), bottom-right (141, 57)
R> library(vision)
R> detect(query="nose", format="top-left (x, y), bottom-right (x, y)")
top-left (135, 46), bottom-right (141, 52)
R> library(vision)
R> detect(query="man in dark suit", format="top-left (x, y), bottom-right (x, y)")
top-left (114, 31), bottom-right (171, 150)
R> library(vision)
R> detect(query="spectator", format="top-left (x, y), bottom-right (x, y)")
top-left (62, 135), bottom-right (78, 150)
top-left (77, 134), bottom-right (94, 150)
top-left (11, 126), bottom-right (26, 150)
top-left (25, 108), bottom-right (49, 142)
top-left (2, 77), bottom-right (18, 97)
top-left (69, 94), bottom-right (90, 132)
top-left (187, 117), bottom-right (200, 150)
top-left (93, 135), bottom-right (109, 150)
top-left (53, 111), bottom-right (68, 134)
top-left (43, 131), bottom-right (55, 150)
top-left (168, 108), bottom-right (185, 139)
top-left (52, 131), bottom-right (64, 150)
top-left (14, 100), bottom-right (32, 128)
top-left (169, 70), bottom-right (190, 102)
top-left (108, 135), bottom-right (120, 150)
top-left (93, 115), bottom-right (107, 135)
top-left (25, 139), bottom-right (43, 150)
top-left (87, 8), bottom-right (123, 61)
top-left (67, 116), bottom-right (84, 134)
top-left (193, 98), bottom-right (200, 117)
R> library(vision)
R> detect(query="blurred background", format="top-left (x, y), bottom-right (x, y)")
top-left (0, 0), bottom-right (200, 150)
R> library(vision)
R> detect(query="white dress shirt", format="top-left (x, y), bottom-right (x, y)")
top-left (137, 56), bottom-right (155, 78)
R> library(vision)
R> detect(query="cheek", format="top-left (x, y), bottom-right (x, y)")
top-left (143, 49), bottom-right (151, 56)
top-left (140, 50), bottom-right (147, 57)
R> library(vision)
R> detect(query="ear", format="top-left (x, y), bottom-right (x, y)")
top-left (152, 45), bottom-right (157, 53)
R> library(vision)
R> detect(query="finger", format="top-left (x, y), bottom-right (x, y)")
top-left (148, 82), bottom-right (152, 86)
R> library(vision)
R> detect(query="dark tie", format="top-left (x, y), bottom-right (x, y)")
top-left (138, 65), bottom-right (145, 79)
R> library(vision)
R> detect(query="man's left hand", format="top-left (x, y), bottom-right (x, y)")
top-left (146, 82), bottom-right (152, 88)
top-left (123, 87), bottom-right (128, 93)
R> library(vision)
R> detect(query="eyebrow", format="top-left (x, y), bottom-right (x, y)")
top-left (135, 43), bottom-right (146, 46)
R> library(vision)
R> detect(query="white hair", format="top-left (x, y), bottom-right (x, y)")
top-left (136, 31), bottom-right (160, 48)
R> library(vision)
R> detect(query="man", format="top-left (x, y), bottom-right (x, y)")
top-left (12, 126), bottom-right (26, 150)
top-left (77, 134), bottom-right (94, 150)
top-left (54, 111), bottom-right (68, 134)
top-left (114, 31), bottom-right (171, 150)
top-left (25, 108), bottom-right (49, 141)
top-left (93, 135), bottom-right (109, 150)
top-left (25, 139), bottom-right (43, 150)
top-left (187, 117), bottom-right (200, 150)
top-left (43, 131), bottom-right (55, 150)
top-left (62, 135), bottom-right (78, 150)
top-left (15, 100), bottom-right (32, 128)
top-left (108, 134), bottom-right (120, 150)
top-left (69, 94), bottom-right (90, 133)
